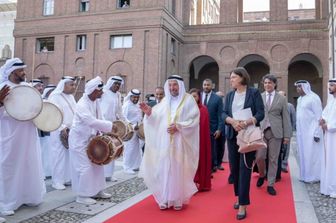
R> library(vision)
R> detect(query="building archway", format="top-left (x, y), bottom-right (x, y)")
top-left (288, 53), bottom-right (323, 105)
top-left (106, 60), bottom-right (133, 95)
top-left (189, 55), bottom-right (219, 91)
top-left (237, 54), bottom-right (270, 91)
top-left (34, 63), bottom-right (55, 84)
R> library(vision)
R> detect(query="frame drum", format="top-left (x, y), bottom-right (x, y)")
top-left (87, 135), bottom-right (124, 165)
top-left (137, 123), bottom-right (145, 140)
top-left (33, 102), bottom-right (63, 132)
top-left (123, 123), bottom-right (134, 141)
top-left (4, 85), bottom-right (43, 121)
top-left (112, 120), bottom-right (127, 138)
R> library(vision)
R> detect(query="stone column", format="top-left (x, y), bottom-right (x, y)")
top-left (182, 0), bottom-right (191, 26)
top-left (315, 0), bottom-right (321, 19)
top-left (270, 0), bottom-right (288, 22)
top-left (220, 0), bottom-right (238, 24)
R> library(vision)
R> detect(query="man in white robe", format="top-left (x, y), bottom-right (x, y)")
top-left (100, 76), bottom-right (126, 182)
top-left (69, 76), bottom-right (114, 205)
top-left (49, 76), bottom-right (76, 190)
top-left (320, 79), bottom-right (336, 197)
top-left (0, 58), bottom-right (46, 216)
top-left (295, 80), bottom-right (323, 183)
top-left (139, 75), bottom-right (200, 210)
top-left (39, 84), bottom-right (56, 179)
top-left (122, 89), bottom-right (143, 174)
top-left (30, 78), bottom-right (44, 94)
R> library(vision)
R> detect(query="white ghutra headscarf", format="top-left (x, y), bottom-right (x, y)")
top-left (49, 76), bottom-right (76, 97)
top-left (84, 76), bottom-right (103, 96)
top-left (103, 76), bottom-right (124, 92)
top-left (0, 58), bottom-right (27, 83)
top-left (124, 89), bottom-right (141, 104)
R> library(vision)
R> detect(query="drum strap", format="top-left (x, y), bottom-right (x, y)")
top-left (61, 94), bottom-right (75, 115)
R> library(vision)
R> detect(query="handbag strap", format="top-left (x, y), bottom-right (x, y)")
top-left (243, 154), bottom-right (255, 170)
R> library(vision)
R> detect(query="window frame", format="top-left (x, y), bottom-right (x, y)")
top-left (110, 34), bottom-right (133, 49)
top-left (79, 0), bottom-right (90, 12)
top-left (36, 37), bottom-right (55, 53)
top-left (76, 35), bottom-right (87, 51)
top-left (43, 0), bottom-right (54, 16)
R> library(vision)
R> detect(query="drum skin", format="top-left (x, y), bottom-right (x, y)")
top-left (87, 135), bottom-right (124, 165)
top-left (4, 85), bottom-right (43, 121)
top-left (33, 102), bottom-right (63, 132)
top-left (137, 123), bottom-right (145, 140)
top-left (112, 120), bottom-right (127, 139)
top-left (122, 123), bottom-right (134, 141)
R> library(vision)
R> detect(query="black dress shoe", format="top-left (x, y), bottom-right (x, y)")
top-left (236, 210), bottom-right (247, 220)
top-left (256, 177), bottom-right (265, 187)
top-left (267, 186), bottom-right (277, 196)
top-left (281, 168), bottom-right (288, 173)
top-left (228, 174), bottom-right (234, 184)
top-left (212, 167), bottom-right (217, 173)
top-left (233, 203), bottom-right (239, 209)
top-left (217, 165), bottom-right (224, 170)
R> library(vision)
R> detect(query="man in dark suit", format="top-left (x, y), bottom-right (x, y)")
top-left (147, 87), bottom-right (164, 107)
top-left (202, 79), bottom-right (224, 172)
top-left (255, 74), bottom-right (291, 196)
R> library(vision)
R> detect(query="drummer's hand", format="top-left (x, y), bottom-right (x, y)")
top-left (0, 85), bottom-right (10, 106)
top-left (139, 102), bottom-right (152, 116)
top-left (111, 124), bottom-right (118, 133)
top-left (61, 128), bottom-right (69, 138)
top-left (167, 124), bottom-right (178, 134)
top-left (313, 137), bottom-right (320, 143)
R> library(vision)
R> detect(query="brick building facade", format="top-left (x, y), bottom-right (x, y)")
top-left (13, 0), bottom-right (329, 104)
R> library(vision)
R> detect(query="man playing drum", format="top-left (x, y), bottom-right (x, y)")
top-left (100, 75), bottom-right (126, 182)
top-left (0, 58), bottom-right (46, 216)
top-left (69, 76), bottom-right (114, 205)
top-left (122, 89), bottom-right (144, 174)
top-left (49, 76), bottom-right (76, 190)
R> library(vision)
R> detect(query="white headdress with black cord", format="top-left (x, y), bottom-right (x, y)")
top-left (0, 58), bottom-right (27, 83)
top-left (49, 76), bottom-right (76, 97)
top-left (124, 88), bottom-right (141, 104)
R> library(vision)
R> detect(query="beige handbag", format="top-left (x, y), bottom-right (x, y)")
top-left (237, 122), bottom-right (267, 154)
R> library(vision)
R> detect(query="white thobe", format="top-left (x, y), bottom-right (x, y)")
top-left (320, 96), bottom-right (336, 197)
top-left (49, 93), bottom-right (76, 185)
top-left (39, 127), bottom-right (52, 178)
top-left (139, 94), bottom-right (200, 207)
top-left (122, 102), bottom-right (143, 171)
top-left (0, 81), bottom-right (46, 212)
top-left (100, 90), bottom-right (125, 177)
top-left (296, 94), bottom-right (323, 182)
top-left (69, 95), bottom-right (112, 197)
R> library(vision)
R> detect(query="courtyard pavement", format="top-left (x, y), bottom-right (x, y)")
top-left (2, 138), bottom-right (335, 223)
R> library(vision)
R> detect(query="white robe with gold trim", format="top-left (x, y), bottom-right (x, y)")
top-left (139, 93), bottom-right (199, 207)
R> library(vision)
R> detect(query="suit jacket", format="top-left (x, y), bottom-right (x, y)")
top-left (223, 87), bottom-right (265, 140)
top-left (147, 100), bottom-right (157, 108)
top-left (202, 91), bottom-right (223, 134)
top-left (261, 91), bottom-right (291, 139)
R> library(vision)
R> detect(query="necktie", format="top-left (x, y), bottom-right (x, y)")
top-left (267, 93), bottom-right (272, 109)
top-left (204, 93), bottom-right (208, 106)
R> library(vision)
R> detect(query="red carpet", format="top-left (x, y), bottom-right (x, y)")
top-left (105, 163), bottom-right (296, 223)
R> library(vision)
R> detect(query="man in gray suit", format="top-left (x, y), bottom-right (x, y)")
top-left (256, 74), bottom-right (291, 196)
top-left (278, 91), bottom-right (296, 173)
